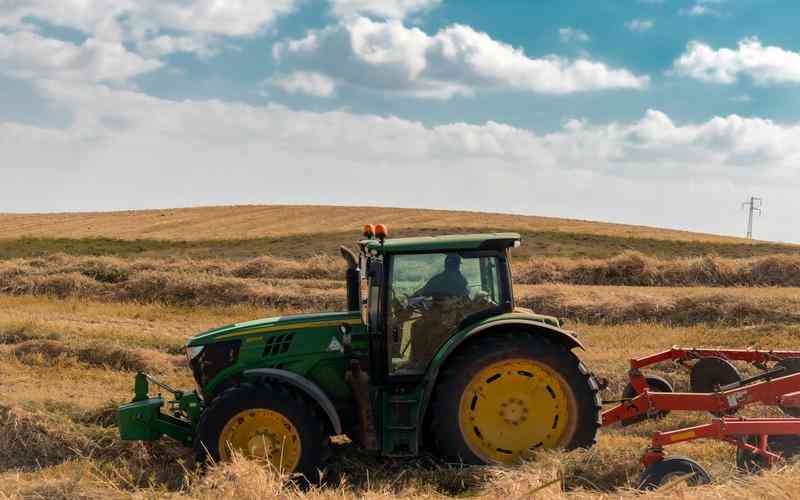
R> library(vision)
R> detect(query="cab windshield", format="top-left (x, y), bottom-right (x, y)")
top-left (386, 251), bottom-right (508, 375)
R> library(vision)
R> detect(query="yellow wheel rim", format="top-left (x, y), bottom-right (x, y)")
top-left (218, 409), bottom-right (302, 472)
top-left (458, 358), bottom-right (577, 464)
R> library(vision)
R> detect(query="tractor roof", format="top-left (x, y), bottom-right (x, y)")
top-left (362, 232), bottom-right (521, 253)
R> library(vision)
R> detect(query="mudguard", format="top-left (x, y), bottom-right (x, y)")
top-left (243, 368), bottom-right (343, 435)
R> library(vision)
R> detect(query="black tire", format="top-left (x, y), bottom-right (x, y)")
top-left (426, 332), bottom-right (601, 465)
top-left (195, 382), bottom-right (329, 480)
top-left (621, 375), bottom-right (673, 425)
top-left (689, 357), bottom-right (741, 416)
top-left (638, 456), bottom-right (711, 490)
top-left (690, 357), bottom-right (741, 393)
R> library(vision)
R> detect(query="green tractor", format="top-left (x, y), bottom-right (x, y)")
top-left (117, 226), bottom-right (601, 477)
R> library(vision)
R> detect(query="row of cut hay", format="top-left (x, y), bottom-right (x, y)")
top-left (8, 251), bottom-right (800, 288)
top-left (2, 265), bottom-right (800, 326)
top-left (0, 403), bottom-right (194, 490)
top-left (0, 269), bottom-right (343, 311)
top-left (517, 284), bottom-right (800, 326)
top-left (0, 254), bottom-right (344, 283)
top-left (515, 250), bottom-right (800, 286)
top-left (50, 448), bottom-right (800, 500)
top-left (10, 338), bottom-right (170, 373)
top-left (0, 404), bottom-right (122, 472)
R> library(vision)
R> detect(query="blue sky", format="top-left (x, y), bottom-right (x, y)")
top-left (2, 0), bottom-right (800, 242)
top-left (132, 0), bottom-right (800, 129)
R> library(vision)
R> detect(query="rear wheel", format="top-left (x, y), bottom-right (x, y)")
top-left (195, 382), bottom-right (328, 479)
top-left (427, 333), bottom-right (600, 465)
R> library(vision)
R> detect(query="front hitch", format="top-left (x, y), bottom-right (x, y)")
top-left (117, 372), bottom-right (203, 447)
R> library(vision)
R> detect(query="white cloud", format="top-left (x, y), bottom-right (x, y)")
top-left (559, 27), bottom-right (590, 43)
top-left (270, 71), bottom-right (337, 97)
top-left (674, 38), bottom-right (800, 85)
top-left (329, 0), bottom-right (441, 19)
top-left (626, 19), bottom-right (654, 32)
top-left (5, 80), bottom-right (800, 243)
top-left (0, 0), bottom-right (300, 58)
top-left (273, 17), bottom-right (648, 99)
top-left (135, 34), bottom-right (218, 58)
top-left (0, 0), bottom-right (300, 37)
top-left (0, 31), bottom-right (162, 83)
top-left (680, 0), bottom-right (722, 17)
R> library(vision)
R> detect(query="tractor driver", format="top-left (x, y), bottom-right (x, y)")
top-left (404, 254), bottom-right (470, 370)
top-left (412, 254), bottom-right (469, 299)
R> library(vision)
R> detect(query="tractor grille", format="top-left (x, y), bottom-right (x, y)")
top-left (190, 340), bottom-right (241, 391)
top-left (263, 333), bottom-right (294, 357)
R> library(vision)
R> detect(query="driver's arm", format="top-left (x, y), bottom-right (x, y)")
top-left (411, 276), bottom-right (435, 298)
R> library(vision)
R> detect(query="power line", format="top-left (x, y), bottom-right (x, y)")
top-left (741, 196), bottom-right (762, 239)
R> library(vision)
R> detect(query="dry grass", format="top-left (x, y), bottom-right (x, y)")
top-left (9, 251), bottom-right (800, 296)
top-left (4, 255), bottom-right (800, 327)
top-left (515, 251), bottom-right (800, 286)
top-left (517, 284), bottom-right (800, 326)
top-left (0, 297), bottom-right (798, 499)
top-left (0, 205), bottom-right (762, 243)
top-left (0, 204), bottom-right (798, 499)
top-left (11, 339), bottom-right (171, 373)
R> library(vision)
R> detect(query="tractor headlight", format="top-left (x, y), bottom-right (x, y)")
top-left (188, 340), bottom-right (241, 398)
top-left (186, 345), bottom-right (205, 361)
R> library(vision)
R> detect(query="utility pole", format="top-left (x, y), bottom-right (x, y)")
top-left (741, 196), bottom-right (762, 239)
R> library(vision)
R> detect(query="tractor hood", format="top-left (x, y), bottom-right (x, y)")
top-left (187, 311), bottom-right (362, 347)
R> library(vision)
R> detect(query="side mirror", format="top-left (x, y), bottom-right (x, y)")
top-left (339, 246), bottom-right (357, 269)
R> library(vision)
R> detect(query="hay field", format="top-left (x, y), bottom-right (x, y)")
top-left (0, 205), bottom-right (764, 242)
top-left (1, 205), bottom-right (799, 261)
top-left (1, 205), bottom-right (800, 499)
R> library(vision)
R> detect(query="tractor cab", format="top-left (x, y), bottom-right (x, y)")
top-left (356, 225), bottom-right (524, 380)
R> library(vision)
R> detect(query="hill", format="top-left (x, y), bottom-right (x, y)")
top-left (0, 205), bottom-right (797, 260)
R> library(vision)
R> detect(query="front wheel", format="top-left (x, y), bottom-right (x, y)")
top-left (427, 333), bottom-right (600, 465)
top-left (195, 382), bottom-right (328, 479)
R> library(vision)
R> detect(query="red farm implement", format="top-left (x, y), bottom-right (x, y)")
top-left (600, 347), bottom-right (800, 489)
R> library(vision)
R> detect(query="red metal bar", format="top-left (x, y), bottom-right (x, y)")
top-left (613, 346), bottom-right (800, 473)
top-left (629, 348), bottom-right (682, 369)
top-left (646, 417), bottom-right (800, 466)
top-left (780, 391), bottom-right (800, 408)
top-left (602, 371), bottom-right (800, 426)
top-left (629, 346), bottom-right (800, 370)
top-left (628, 369), bottom-right (649, 395)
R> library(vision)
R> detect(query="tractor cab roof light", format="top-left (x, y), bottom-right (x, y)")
top-left (363, 224), bottom-right (375, 239)
top-left (374, 224), bottom-right (388, 241)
